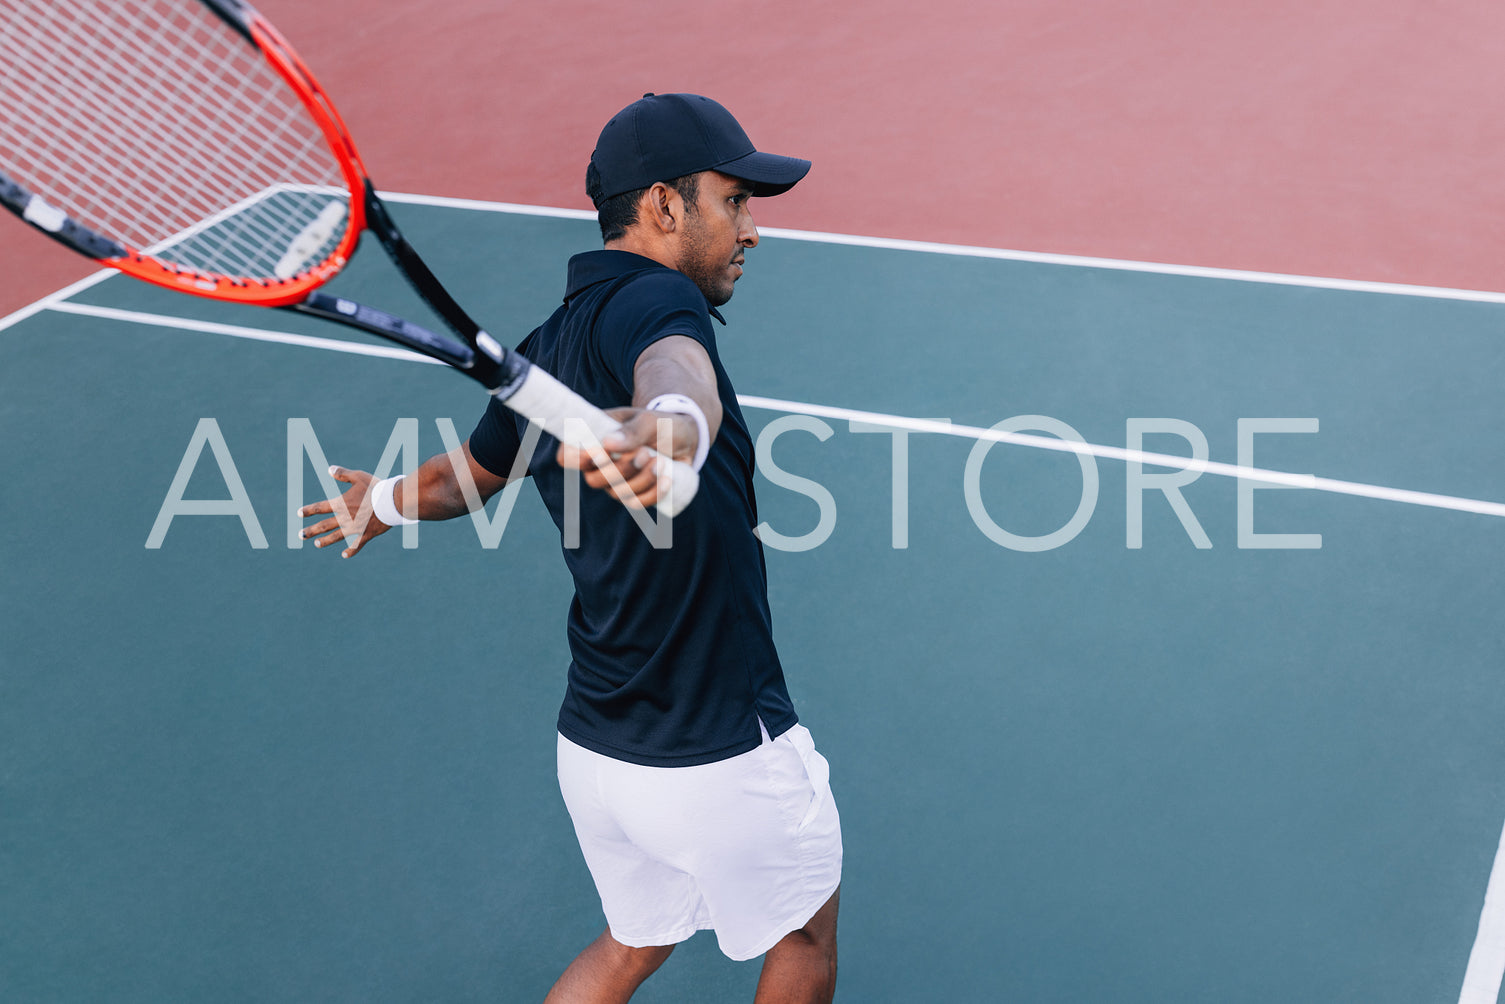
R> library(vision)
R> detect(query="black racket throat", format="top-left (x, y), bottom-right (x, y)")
top-left (289, 290), bottom-right (526, 393)
top-left (360, 183), bottom-right (481, 342)
top-left (290, 183), bottom-right (528, 395)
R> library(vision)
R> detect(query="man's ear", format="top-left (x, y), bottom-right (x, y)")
top-left (642, 181), bottom-right (683, 234)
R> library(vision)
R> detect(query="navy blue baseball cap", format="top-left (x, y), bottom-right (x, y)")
top-left (589, 93), bottom-right (811, 204)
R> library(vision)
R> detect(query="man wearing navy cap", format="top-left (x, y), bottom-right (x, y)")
top-left (300, 94), bottom-right (840, 1002)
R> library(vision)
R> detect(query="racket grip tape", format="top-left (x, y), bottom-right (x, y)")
top-left (501, 365), bottom-right (700, 517)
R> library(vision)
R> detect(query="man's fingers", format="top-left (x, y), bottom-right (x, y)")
top-left (559, 441), bottom-right (639, 474)
top-left (301, 503), bottom-right (382, 546)
top-left (582, 454), bottom-right (671, 509)
top-left (293, 466), bottom-right (384, 556)
top-left (340, 531), bottom-right (367, 559)
top-left (557, 442), bottom-right (638, 471)
top-left (631, 464), bottom-right (668, 510)
top-left (580, 451), bottom-right (652, 486)
top-left (579, 448), bottom-right (655, 495)
top-left (555, 436), bottom-right (677, 510)
top-left (311, 519), bottom-right (388, 556)
top-left (301, 514), bottom-right (353, 541)
top-left (621, 458), bottom-right (671, 510)
top-left (313, 528), bottom-right (347, 549)
top-left (609, 463), bottom-right (658, 506)
top-left (298, 467), bottom-right (370, 519)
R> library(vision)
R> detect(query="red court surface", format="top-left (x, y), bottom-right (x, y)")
top-left (3, 0), bottom-right (1504, 317)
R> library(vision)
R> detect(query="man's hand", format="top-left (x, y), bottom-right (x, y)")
top-left (297, 466), bottom-right (391, 558)
top-left (556, 407), bottom-right (699, 511)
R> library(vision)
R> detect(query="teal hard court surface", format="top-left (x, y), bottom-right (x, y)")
top-left (4, 196), bottom-right (1505, 1002)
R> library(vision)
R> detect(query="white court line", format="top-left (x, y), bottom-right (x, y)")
top-left (380, 191), bottom-right (1505, 306)
top-left (739, 395), bottom-right (1505, 518)
top-left (44, 300), bottom-right (445, 364)
top-left (32, 300), bottom-right (1505, 521)
top-left (1460, 821), bottom-right (1505, 1004)
top-left (0, 268), bottom-right (118, 333)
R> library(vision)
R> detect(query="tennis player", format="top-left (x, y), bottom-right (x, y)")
top-left (300, 93), bottom-right (840, 1003)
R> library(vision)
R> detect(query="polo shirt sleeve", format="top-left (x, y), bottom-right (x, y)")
top-left (593, 271), bottom-right (716, 393)
top-left (467, 396), bottom-right (525, 479)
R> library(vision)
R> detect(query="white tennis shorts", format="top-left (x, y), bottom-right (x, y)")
top-left (556, 722), bottom-right (842, 961)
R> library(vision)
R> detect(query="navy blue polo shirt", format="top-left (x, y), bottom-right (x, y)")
top-left (468, 249), bottom-right (797, 767)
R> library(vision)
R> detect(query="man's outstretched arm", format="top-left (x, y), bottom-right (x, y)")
top-left (298, 438), bottom-right (510, 558)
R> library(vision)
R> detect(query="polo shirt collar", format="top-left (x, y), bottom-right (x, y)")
top-left (564, 249), bottom-right (726, 324)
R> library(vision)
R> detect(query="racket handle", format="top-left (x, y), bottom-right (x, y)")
top-left (501, 364), bottom-right (701, 517)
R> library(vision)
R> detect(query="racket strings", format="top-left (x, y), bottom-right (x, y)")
top-left (3, 6), bottom-right (255, 237)
top-left (71, 3), bottom-right (341, 273)
top-left (0, 0), bottom-right (352, 281)
top-left (10, 2), bottom-right (332, 253)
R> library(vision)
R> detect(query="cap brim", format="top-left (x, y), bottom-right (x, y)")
top-left (716, 150), bottom-right (812, 197)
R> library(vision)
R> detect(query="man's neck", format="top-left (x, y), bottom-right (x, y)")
top-left (605, 232), bottom-right (676, 272)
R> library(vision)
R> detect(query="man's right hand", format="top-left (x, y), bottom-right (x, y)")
top-left (298, 466), bottom-right (391, 559)
top-left (556, 407), bottom-right (701, 511)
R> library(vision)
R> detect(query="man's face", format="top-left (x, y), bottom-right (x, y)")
top-left (674, 171), bottom-right (758, 307)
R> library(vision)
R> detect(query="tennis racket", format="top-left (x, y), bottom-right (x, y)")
top-left (0, 0), bottom-right (698, 515)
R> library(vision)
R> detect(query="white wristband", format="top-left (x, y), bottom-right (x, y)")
top-left (645, 393), bottom-right (710, 472)
top-left (370, 475), bottom-right (419, 526)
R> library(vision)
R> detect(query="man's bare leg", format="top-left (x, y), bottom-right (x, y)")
top-left (753, 887), bottom-right (840, 1004)
top-left (543, 928), bottom-right (674, 1004)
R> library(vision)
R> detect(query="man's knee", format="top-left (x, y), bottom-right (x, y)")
top-left (605, 930), bottom-right (675, 977)
top-left (804, 887), bottom-right (840, 945)
top-left (759, 890), bottom-right (840, 1003)
top-left (778, 887), bottom-right (841, 954)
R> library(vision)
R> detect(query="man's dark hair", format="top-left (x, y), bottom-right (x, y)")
top-left (586, 163), bottom-right (700, 243)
